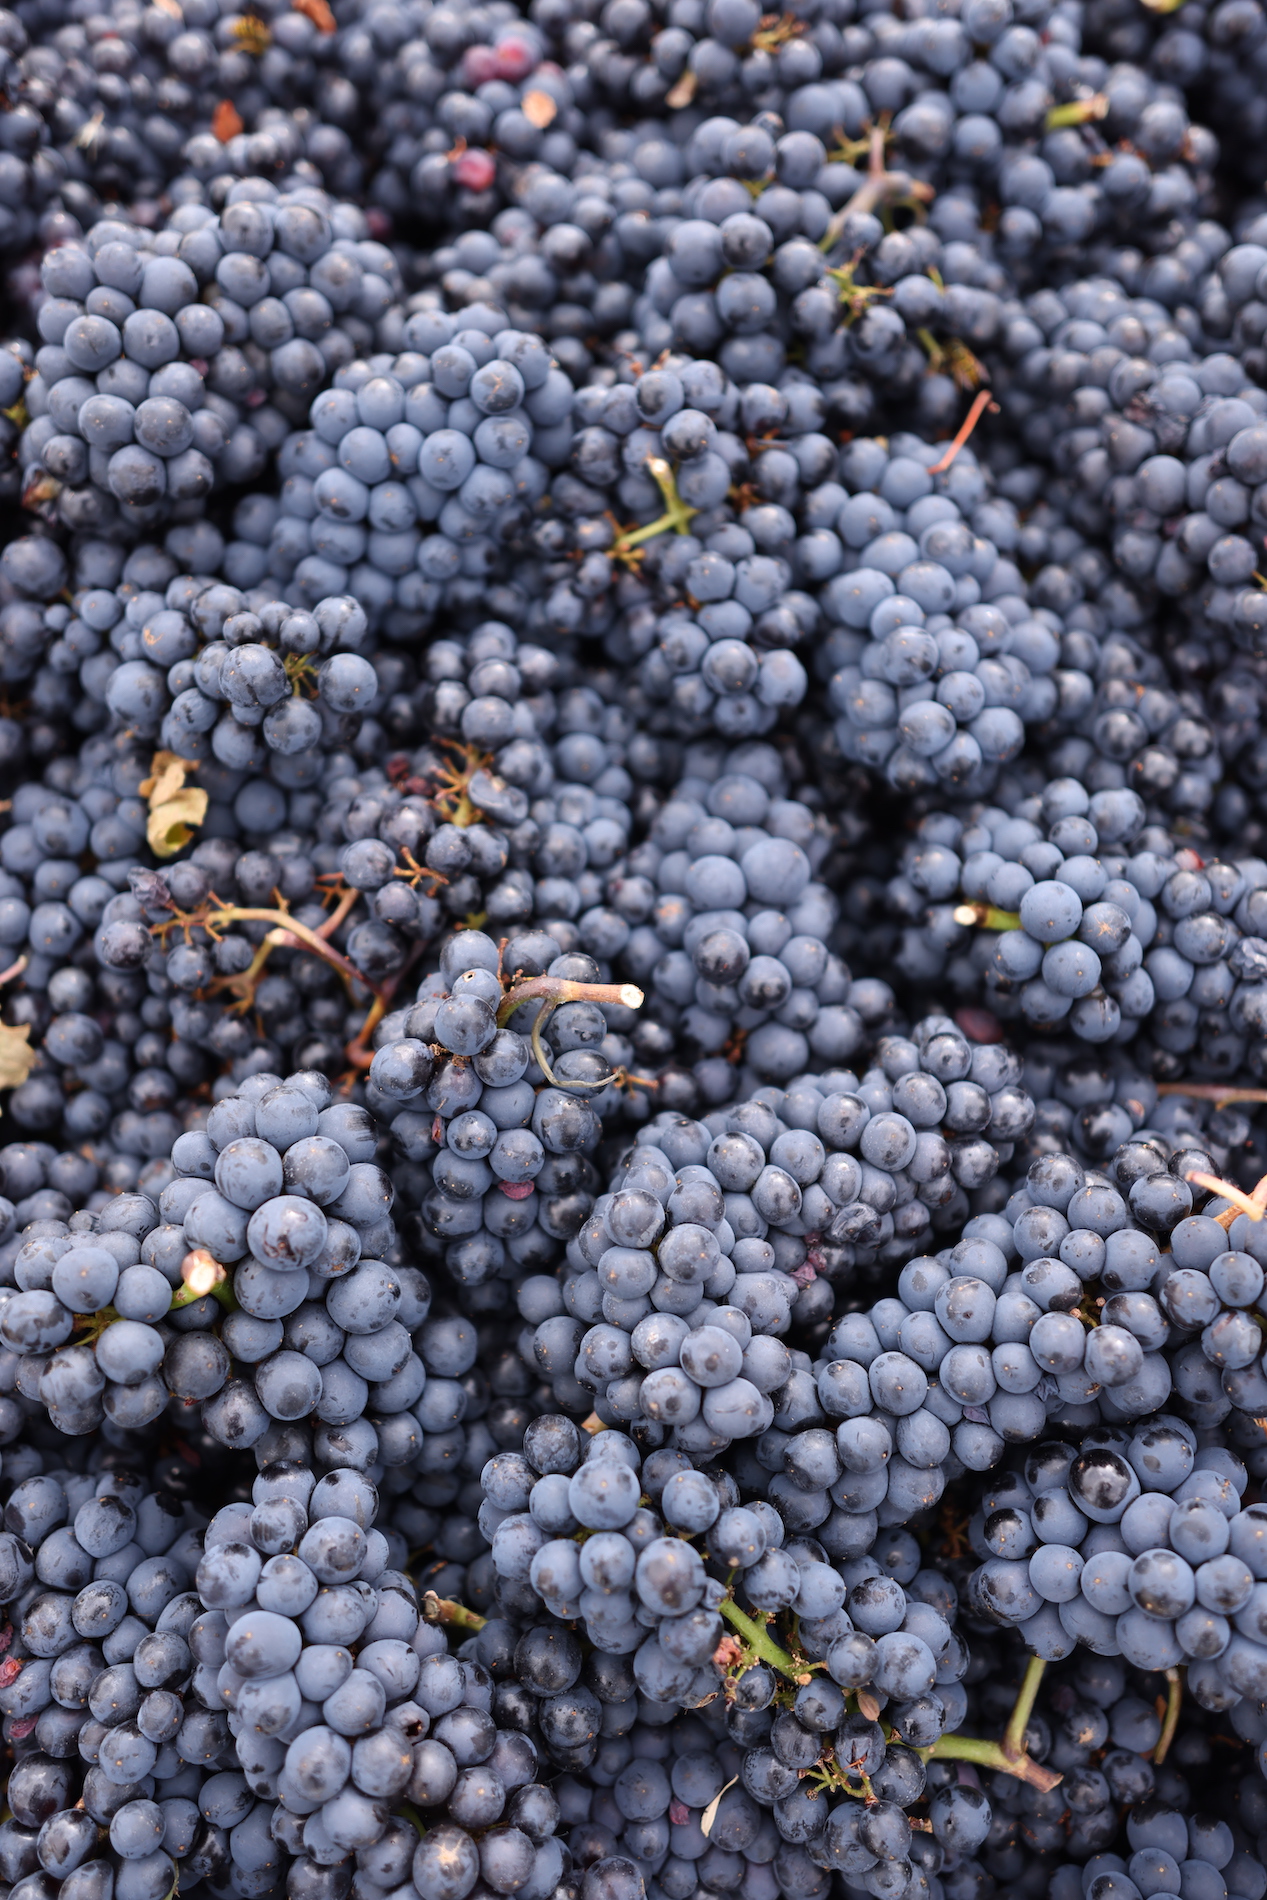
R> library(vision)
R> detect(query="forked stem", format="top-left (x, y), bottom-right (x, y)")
top-left (159, 895), bottom-right (365, 994)
top-left (1186, 1167), bottom-right (1267, 1225)
top-left (922, 1733), bottom-right (1061, 1792)
top-left (613, 457), bottom-right (699, 558)
top-left (717, 1596), bottom-right (803, 1677)
top-left (718, 1600), bottom-right (1061, 1790)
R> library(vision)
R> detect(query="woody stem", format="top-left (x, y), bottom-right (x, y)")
top-left (201, 906), bottom-right (365, 992)
top-left (496, 976), bottom-right (644, 1028)
top-left (346, 940), bottom-right (426, 1071)
top-left (1152, 1668), bottom-right (1183, 1765)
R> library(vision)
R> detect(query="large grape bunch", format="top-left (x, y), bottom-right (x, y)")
top-left (264, 318), bottom-right (561, 629)
top-left (521, 1013), bottom-right (1032, 1419)
top-left (192, 1457), bottom-right (573, 1900)
top-left (16, 186), bottom-right (403, 535)
top-left (370, 922), bottom-right (644, 1310)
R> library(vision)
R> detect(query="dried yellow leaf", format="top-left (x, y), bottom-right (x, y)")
top-left (231, 13), bottom-right (271, 52)
top-left (0, 1023), bottom-right (36, 1092)
top-left (148, 789), bottom-right (209, 859)
top-left (665, 68), bottom-right (697, 108)
top-left (141, 750), bottom-right (195, 808)
top-left (521, 88), bottom-right (557, 128)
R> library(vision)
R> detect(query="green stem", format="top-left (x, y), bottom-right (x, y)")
top-left (717, 1596), bottom-right (802, 1677)
top-left (421, 1592), bottom-right (487, 1631)
top-left (1044, 94), bottom-right (1107, 128)
top-left (1003, 1654), bottom-right (1046, 1763)
top-left (719, 1601), bottom-right (1061, 1792)
top-left (952, 903), bottom-right (1021, 931)
top-left (170, 1258), bottom-right (238, 1313)
top-left (922, 1733), bottom-right (1062, 1791)
top-left (613, 457), bottom-right (698, 555)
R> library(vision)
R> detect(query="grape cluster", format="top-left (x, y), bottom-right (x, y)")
top-left (818, 441), bottom-right (1107, 797)
top-left (482, 1411), bottom-right (984, 1797)
top-left (957, 1136), bottom-right (1267, 1709)
top-left (880, 795), bottom-right (1265, 1061)
top-left (0, 1449), bottom-right (282, 1900)
top-left (1083, 0), bottom-right (1267, 208)
top-left (300, 620), bottom-right (639, 982)
top-left (966, 1643), bottom-right (1190, 1857)
top-left (0, 0), bottom-right (556, 283)
top-left (524, 1012), bottom-right (1034, 1405)
top-left (989, 254), bottom-right (1267, 608)
top-left (1048, 1803), bottom-right (1267, 1900)
top-left (15, 184), bottom-right (405, 537)
top-left (601, 753), bottom-right (841, 1088)
top-left (195, 1458), bottom-right (570, 1900)
top-left (538, 349), bottom-right (812, 728)
top-left (265, 316), bottom-right (557, 626)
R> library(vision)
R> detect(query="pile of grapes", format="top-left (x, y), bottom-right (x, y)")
top-left (6, 0), bottom-right (1267, 1891)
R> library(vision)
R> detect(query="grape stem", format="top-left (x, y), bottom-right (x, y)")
top-left (927, 388), bottom-right (999, 475)
top-left (1151, 1667), bottom-right (1183, 1764)
top-left (420, 1592), bottom-right (487, 1631)
top-left (1002, 1654), bottom-right (1046, 1762)
top-left (1185, 1166), bottom-right (1267, 1228)
top-left (821, 122), bottom-right (935, 248)
top-left (153, 887), bottom-right (366, 1000)
top-left (1045, 92), bottom-right (1108, 127)
top-left (344, 939), bottom-right (426, 1072)
top-left (718, 1600), bottom-right (1062, 1791)
top-left (173, 1248), bottom-right (238, 1312)
top-left (952, 902), bottom-right (1021, 931)
top-left (1161, 1083), bottom-right (1267, 1105)
top-left (919, 1733), bottom-right (1062, 1792)
top-left (717, 1595), bottom-right (807, 1679)
top-left (612, 457), bottom-right (699, 560)
top-left (496, 976), bottom-right (644, 1027)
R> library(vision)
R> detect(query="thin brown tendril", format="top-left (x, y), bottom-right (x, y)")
top-left (927, 389), bottom-right (1000, 474)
